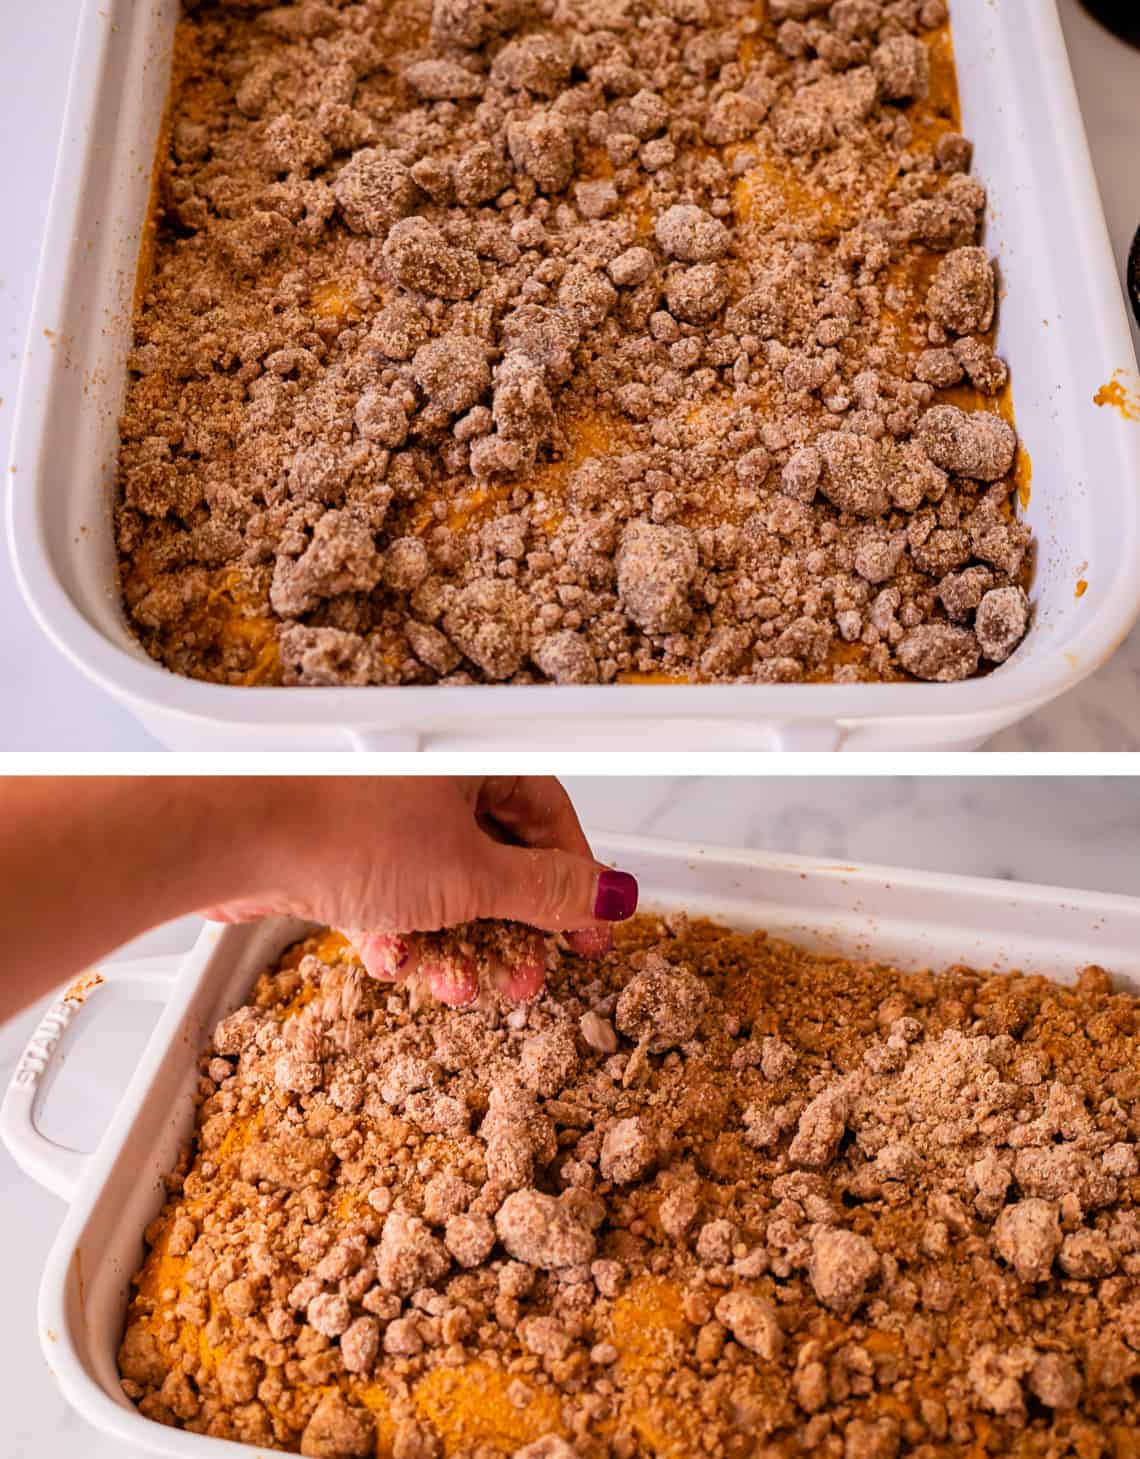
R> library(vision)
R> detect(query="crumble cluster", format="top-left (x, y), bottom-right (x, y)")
top-left (117, 0), bottom-right (1032, 687)
top-left (121, 916), bottom-right (1140, 1457)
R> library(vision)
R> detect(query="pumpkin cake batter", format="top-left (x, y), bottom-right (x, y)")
top-left (116, 0), bottom-right (1032, 688)
top-left (120, 915), bottom-right (1140, 1457)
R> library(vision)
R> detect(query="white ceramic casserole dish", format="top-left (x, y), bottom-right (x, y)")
top-left (7, 0), bottom-right (1140, 751)
top-left (4, 831), bottom-right (1140, 1456)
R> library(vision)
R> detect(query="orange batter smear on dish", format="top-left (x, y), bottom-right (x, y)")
top-left (1094, 371), bottom-right (1140, 423)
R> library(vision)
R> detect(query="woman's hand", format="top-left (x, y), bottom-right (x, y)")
top-left (0, 777), bottom-right (636, 1021)
top-left (202, 777), bottom-right (638, 1005)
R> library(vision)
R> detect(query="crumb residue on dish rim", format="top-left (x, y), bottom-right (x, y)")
top-left (64, 968), bottom-right (105, 1004)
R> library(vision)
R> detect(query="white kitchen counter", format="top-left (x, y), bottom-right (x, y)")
top-left (2, 774), bottom-right (1139, 1440)
top-left (1, 1), bottom-right (1138, 751)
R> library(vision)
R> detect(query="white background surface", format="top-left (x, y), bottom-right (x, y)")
top-left (1, 1), bottom-right (1139, 751)
top-left (2, 773), bottom-right (1140, 1441)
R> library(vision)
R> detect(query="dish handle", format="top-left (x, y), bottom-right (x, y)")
top-left (0, 957), bottom-right (181, 1203)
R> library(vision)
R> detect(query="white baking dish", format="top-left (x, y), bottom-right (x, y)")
top-left (5, 832), bottom-right (1140, 1457)
top-left (8, 0), bottom-right (1140, 751)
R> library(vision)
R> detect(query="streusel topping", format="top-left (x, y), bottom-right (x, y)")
top-left (117, 0), bottom-right (1031, 688)
top-left (121, 917), bottom-right (1140, 1457)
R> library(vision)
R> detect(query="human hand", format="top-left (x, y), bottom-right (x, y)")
top-left (201, 776), bottom-right (637, 1006)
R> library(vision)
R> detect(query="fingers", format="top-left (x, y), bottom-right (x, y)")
top-left (473, 843), bottom-right (639, 935)
top-left (351, 924), bottom-right (547, 1007)
top-left (564, 926), bottom-right (614, 958)
top-left (348, 929), bottom-right (413, 982)
top-left (477, 779), bottom-right (626, 956)
top-left (489, 929), bottom-right (547, 1001)
top-left (478, 777), bottom-right (593, 855)
top-left (351, 929), bottom-right (481, 1007)
top-left (346, 777), bottom-right (634, 1004)
top-left (423, 952), bottom-right (480, 1008)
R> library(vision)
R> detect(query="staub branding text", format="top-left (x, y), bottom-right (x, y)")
top-left (12, 997), bottom-right (83, 1090)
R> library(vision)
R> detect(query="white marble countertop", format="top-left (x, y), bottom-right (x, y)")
top-left (3, 774), bottom-right (1139, 1441)
top-left (1, 1), bottom-right (1139, 751)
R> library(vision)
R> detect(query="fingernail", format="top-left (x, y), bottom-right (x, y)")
top-left (593, 869), bottom-right (639, 922)
top-left (431, 968), bottom-right (479, 1007)
top-left (566, 927), bottom-right (613, 958)
top-left (359, 934), bottom-right (410, 981)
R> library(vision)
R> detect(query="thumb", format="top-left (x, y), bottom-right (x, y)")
top-left (475, 844), bottom-right (639, 934)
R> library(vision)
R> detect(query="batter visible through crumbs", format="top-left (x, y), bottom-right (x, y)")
top-left (116, 0), bottom-right (1034, 688)
top-left (121, 916), bottom-right (1140, 1457)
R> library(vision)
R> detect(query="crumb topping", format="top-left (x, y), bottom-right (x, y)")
top-left (118, 0), bottom-right (1031, 689)
top-left (121, 918), bottom-right (1140, 1457)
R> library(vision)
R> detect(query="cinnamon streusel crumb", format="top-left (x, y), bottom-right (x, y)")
top-left (121, 917), bottom-right (1140, 1457)
top-left (117, 0), bottom-right (1031, 688)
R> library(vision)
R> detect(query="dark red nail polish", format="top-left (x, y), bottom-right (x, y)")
top-left (594, 869), bottom-right (638, 922)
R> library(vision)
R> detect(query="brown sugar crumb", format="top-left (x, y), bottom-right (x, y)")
top-left (915, 404), bottom-right (1017, 482)
top-left (406, 918), bottom-right (544, 1003)
top-left (896, 621), bottom-right (980, 683)
top-left (120, 914), bottom-right (1140, 1457)
top-left (117, 0), bottom-right (1032, 689)
top-left (975, 584), bottom-right (1030, 665)
top-left (925, 247), bottom-right (995, 336)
